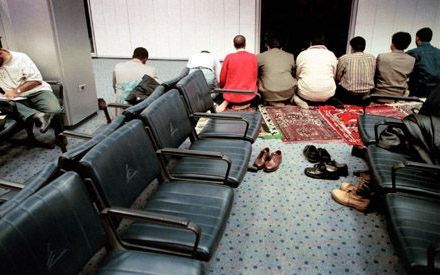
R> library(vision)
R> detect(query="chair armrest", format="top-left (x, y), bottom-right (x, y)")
top-left (428, 243), bottom-right (440, 272)
top-left (107, 103), bottom-right (131, 109)
top-left (0, 100), bottom-right (17, 115)
top-left (391, 161), bottom-right (440, 191)
top-left (362, 95), bottom-right (423, 113)
top-left (213, 88), bottom-right (256, 94)
top-left (102, 206), bottom-right (201, 257)
top-left (212, 88), bottom-right (261, 100)
top-left (0, 179), bottom-right (24, 190)
top-left (191, 112), bottom-right (249, 138)
top-left (157, 148), bottom-right (232, 182)
top-left (374, 121), bottom-right (405, 141)
top-left (60, 130), bottom-right (93, 140)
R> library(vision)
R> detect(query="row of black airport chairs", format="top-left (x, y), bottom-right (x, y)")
top-left (357, 88), bottom-right (440, 274)
top-left (0, 70), bottom-right (262, 274)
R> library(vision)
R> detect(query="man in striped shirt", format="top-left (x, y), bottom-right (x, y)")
top-left (335, 36), bottom-right (375, 105)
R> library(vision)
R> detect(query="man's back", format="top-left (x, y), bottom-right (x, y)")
top-left (258, 48), bottom-right (295, 92)
top-left (219, 51), bottom-right (257, 103)
top-left (296, 46), bottom-right (338, 101)
top-left (113, 59), bottom-right (158, 104)
top-left (113, 59), bottom-right (157, 85)
top-left (337, 52), bottom-right (376, 94)
top-left (407, 42), bottom-right (440, 95)
top-left (374, 51), bottom-right (415, 96)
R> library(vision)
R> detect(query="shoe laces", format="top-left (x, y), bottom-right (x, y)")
top-left (355, 181), bottom-right (371, 197)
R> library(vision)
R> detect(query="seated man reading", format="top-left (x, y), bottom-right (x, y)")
top-left (216, 35), bottom-right (258, 112)
top-left (0, 48), bottom-right (61, 133)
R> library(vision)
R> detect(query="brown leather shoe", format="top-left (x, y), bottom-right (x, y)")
top-left (264, 150), bottom-right (282, 172)
top-left (253, 147), bottom-right (270, 170)
top-left (340, 174), bottom-right (371, 192)
top-left (331, 189), bottom-right (370, 211)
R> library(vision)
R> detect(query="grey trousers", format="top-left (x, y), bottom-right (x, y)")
top-left (15, 90), bottom-right (62, 121)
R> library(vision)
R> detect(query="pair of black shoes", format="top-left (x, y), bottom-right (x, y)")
top-left (303, 145), bottom-right (348, 180)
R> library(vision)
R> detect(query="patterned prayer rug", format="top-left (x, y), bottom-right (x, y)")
top-left (258, 105), bottom-right (283, 139)
top-left (318, 105), bottom-right (411, 146)
top-left (262, 105), bottom-right (342, 143)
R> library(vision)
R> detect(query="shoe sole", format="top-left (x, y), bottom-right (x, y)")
top-left (305, 171), bottom-right (339, 180)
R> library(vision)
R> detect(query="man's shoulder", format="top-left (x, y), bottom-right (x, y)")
top-left (10, 51), bottom-right (32, 64)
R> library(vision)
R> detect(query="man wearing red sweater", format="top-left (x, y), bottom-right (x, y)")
top-left (217, 35), bottom-right (258, 112)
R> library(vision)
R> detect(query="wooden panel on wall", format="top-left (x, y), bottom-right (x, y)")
top-left (89, 0), bottom-right (258, 59)
top-left (353, 0), bottom-right (440, 56)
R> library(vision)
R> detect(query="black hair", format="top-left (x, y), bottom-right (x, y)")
top-left (416, 27), bottom-right (433, 42)
top-left (132, 47), bottom-right (149, 59)
top-left (349, 36), bottom-right (366, 52)
top-left (392, 32), bottom-right (411, 50)
top-left (233, 35), bottom-right (246, 49)
top-left (267, 35), bottom-right (282, 49)
top-left (310, 33), bottom-right (325, 46)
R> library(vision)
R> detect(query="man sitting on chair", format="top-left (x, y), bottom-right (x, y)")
top-left (0, 48), bottom-right (61, 133)
top-left (216, 35), bottom-right (258, 112)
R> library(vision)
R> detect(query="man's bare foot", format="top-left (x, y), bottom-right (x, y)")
top-left (215, 101), bottom-right (229, 112)
top-left (231, 103), bottom-right (251, 110)
top-left (293, 95), bottom-right (309, 109)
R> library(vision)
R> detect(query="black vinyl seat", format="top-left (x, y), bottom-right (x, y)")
top-left (0, 171), bottom-right (204, 274)
top-left (122, 85), bottom-right (166, 120)
top-left (367, 145), bottom-right (440, 196)
top-left (385, 193), bottom-right (440, 274)
top-left (176, 70), bottom-right (262, 143)
top-left (0, 161), bottom-right (59, 217)
top-left (162, 67), bottom-right (190, 90)
top-left (79, 120), bottom-right (233, 261)
top-left (62, 85), bottom-right (165, 146)
top-left (357, 94), bottom-right (426, 146)
top-left (141, 89), bottom-right (252, 187)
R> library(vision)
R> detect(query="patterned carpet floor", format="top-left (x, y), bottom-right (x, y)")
top-left (0, 112), bottom-right (405, 274)
top-left (207, 139), bottom-right (404, 274)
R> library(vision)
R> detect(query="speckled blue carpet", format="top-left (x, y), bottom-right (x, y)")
top-left (206, 139), bottom-right (404, 274)
top-left (0, 114), bottom-right (404, 274)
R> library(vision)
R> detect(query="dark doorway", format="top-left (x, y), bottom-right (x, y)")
top-left (260, 0), bottom-right (353, 58)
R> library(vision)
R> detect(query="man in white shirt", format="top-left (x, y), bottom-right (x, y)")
top-left (0, 48), bottom-right (61, 133)
top-left (295, 34), bottom-right (338, 108)
top-left (112, 47), bottom-right (159, 105)
top-left (187, 50), bottom-right (221, 90)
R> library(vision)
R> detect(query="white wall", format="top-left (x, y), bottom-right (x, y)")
top-left (89, 0), bottom-right (259, 59)
top-left (352, 0), bottom-right (440, 56)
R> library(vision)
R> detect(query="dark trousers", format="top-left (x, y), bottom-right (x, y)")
top-left (296, 93), bottom-right (345, 108)
top-left (334, 85), bottom-right (367, 105)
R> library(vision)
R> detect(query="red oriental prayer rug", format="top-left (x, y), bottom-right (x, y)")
top-left (264, 105), bottom-right (343, 143)
top-left (318, 105), bottom-right (410, 146)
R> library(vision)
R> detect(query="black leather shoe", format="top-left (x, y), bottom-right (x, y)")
top-left (34, 112), bottom-right (54, 133)
top-left (317, 148), bottom-right (331, 163)
top-left (305, 162), bottom-right (340, 180)
top-left (303, 145), bottom-right (319, 163)
top-left (326, 160), bottom-right (348, 177)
